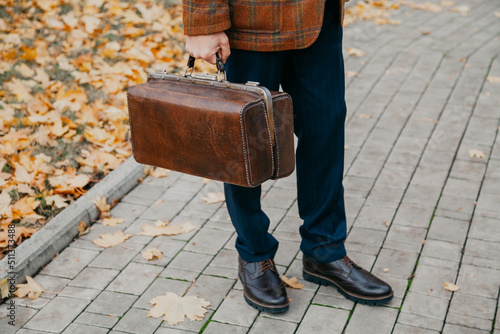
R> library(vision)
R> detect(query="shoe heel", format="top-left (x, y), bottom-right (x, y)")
top-left (303, 271), bottom-right (331, 286)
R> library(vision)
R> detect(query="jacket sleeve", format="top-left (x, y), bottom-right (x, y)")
top-left (182, 0), bottom-right (231, 36)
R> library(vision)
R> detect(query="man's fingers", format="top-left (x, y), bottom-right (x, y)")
top-left (219, 40), bottom-right (231, 63)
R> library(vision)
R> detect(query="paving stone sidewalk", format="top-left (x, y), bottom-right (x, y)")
top-left (2, 0), bottom-right (500, 333)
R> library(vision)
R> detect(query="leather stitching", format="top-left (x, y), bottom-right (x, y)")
top-left (258, 101), bottom-right (275, 179)
top-left (239, 100), bottom-right (258, 187)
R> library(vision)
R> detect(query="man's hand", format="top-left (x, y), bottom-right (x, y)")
top-left (185, 32), bottom-right (231, 64)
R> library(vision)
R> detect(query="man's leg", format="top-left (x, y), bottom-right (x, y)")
top-left (281, 0), bottom-right (348, 263)
top-left (223, 50), bottom-right (284, 263)
top-left (223, 50), bottom-right (290, 314)
top-left (281, 0), bottom-right (393, 305)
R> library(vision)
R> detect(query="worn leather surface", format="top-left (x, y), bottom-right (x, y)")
top-left (127, 78), bottom-right (295, 187)
top-left (303, 255), bottom-right (393, 298)
top-left (238, 256), bottom-right (289, 308)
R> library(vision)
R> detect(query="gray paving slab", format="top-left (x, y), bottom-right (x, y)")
top-left (6, 2), bottom-right (500, 333)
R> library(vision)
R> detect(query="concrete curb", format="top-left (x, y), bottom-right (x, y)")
top-left (0, 156), bottom-right (146, 286)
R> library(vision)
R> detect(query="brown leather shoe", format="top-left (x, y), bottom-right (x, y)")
top-left (303, 254), bottom-right (393, 305)
top-left (238, 256), bottom-right (290, 313)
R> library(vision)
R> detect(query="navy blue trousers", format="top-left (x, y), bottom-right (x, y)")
top-left (223, 0), bottom-right (347, 264)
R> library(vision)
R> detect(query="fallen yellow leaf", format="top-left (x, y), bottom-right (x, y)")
top-left (148, 292), bottom-right (210, 325)
top-left (15, 276), bottom-right (45, 300)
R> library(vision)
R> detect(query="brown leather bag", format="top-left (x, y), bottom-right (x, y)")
top-left (127, 55), bottom-right (295, 187)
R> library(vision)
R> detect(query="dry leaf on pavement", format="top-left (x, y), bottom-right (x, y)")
top-left (347, 47), bottom-right (365, 57)
top-left (14, 276), bottom-right (45, 299)
top-left (138, 222), bottom-right (196, 237)
top-left (78, 221), bottom-right (90, 236)
top-left (148, 292), bottom-right (210, 325)
top-left (142, 248), bottom-right (164, 260)
top-left (468, 149), bottom-right (486, 159)
top-left (0, 278), bottom-right (9, 299)
top-left (201, 192), bottom-right (225, 204)
top-left (102, 217), bottom-right (126, 226)
top-left (444, 282), bottom-right (460, 292)
top-left (93, 230), bottom-right (132, 248)
top-left (486, 76), bottom-right (500, 83)
top-left (281, 276), bottom-right (305, 289)
top-left (345, 71), bottom-right (358, 78)
top-left (150, 167), bottom-right (170, 178)
top-left (450, 5), bottom-right (470, 16)
top-left (93, 195), bottom-right (111, 215)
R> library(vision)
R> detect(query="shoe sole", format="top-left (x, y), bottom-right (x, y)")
top-left (238, 274), bottom-right (290, 314)
top-left (303, 270), bottom-right (394, 306)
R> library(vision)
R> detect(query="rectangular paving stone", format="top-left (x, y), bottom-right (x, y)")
top-left (250, 316), bottom-right (298, 333)
top-left (267, 288), bottom-right (315, 323)
top-left (393, 323), bottom-right (440, 334)
top-left (185, 274), bottom-right (235, 311)
top-left (421, 239), bottom-right (463, 263)
top-left (427, 216), bottom-right (469, 245)
top-left (403, 184), bottom-right (442, 207)
top-left (347, 226), bottom-right (387, 248)
top-left (161, 309), bottom-right (213, 333)
top-left (469, 216), bottom-right (500, 243)
top-left (88, 244), bottom-right (139, 270)
top-left (449, 292), bottom-right (497, 321)
top-left (202, 321), bottom-right (249, 334)
top-left (372, 248), bottom-right (419, 280)
top-left (343, 176), bottom-right (375, 198)
top-left (168, 251), bottom-right (213, 273)
top-left (456, 264), bottom-right (500, 299)
top-left (113, 308), bottom-right (162, 334)
top-left (346, 304), bottom-right (399, 334)
top-left (409, 264), bottom-right (457, 298)
top-left (183, 227), bottom-right (233, 255)
top-left (392, 202), bottom-right (434, 228)
top-left (273, 239), bottom-right (300, 267)
top-left (61, 323), bottom-right (109, 334)
top-left (354, 199), bottom-right (398, 231)
top-left (109, 201), bottom-right (149, 227)
top-left (0, 303), bottom-right (38, 334)
top-left (442, 177), bottom-right (482, 200)
top-left (314, 283), bottom-right (356, 309)
top-left (262, 186), bottom-right (296, 209)
top-left (385, 225), bottom-right (427, 247)
top-left (29, 274), bottom-right (70, 299)
top-left (296, 304), bottom-right (350, 334)
top-left (398, 312), bottom-right (444, 332)
top-left (140, 200), bottom-right (187, 222)
top-left (86, 291), bottom-right (137, 317)
top-left (211, 289), bottom-right (259, 327)
top-left (442, 323), bottom-right (489, 334)
top-left (159, 267), bottom-right (198, 282)
top-left (401, 292), bottom-right (449, 321)
top-left (23, 296), bottom-right (90, 333)
top-left (39, 247), bottom-right (100, 279)
top-left (58, 286), bottom-right (101, 300)
top-left (69, 267), bottom-right (119, 290)
top-left (74, 311), bottom-right (119, 328)
top-left (107, 262), bottom-right (164, 295)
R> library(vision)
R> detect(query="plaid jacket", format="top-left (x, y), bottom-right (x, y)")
top-left (182, 0), bottom-right (345, 52)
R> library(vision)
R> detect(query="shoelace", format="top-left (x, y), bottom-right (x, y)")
top-left (341, 255), bottom-right (354, 268)
top-left (259, 259), bottom-right (275, 273)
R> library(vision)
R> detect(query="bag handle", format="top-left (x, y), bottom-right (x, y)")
top-left (185, 53), bottom-right (226, 81)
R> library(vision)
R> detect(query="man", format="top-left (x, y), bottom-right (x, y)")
top-left (182, 0), bottom-right (393, 313)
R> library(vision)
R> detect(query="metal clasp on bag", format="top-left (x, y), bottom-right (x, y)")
top-left (184, 54), bottom-right (227, 82)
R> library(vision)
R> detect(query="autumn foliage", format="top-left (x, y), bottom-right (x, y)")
top-left (0, 0), bottom-right (190, 258)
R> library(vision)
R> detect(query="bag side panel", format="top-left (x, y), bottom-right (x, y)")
top-left (271, 93), bottom-right (295, 179)
top-left (242, 102), bottom-right (274, 187)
